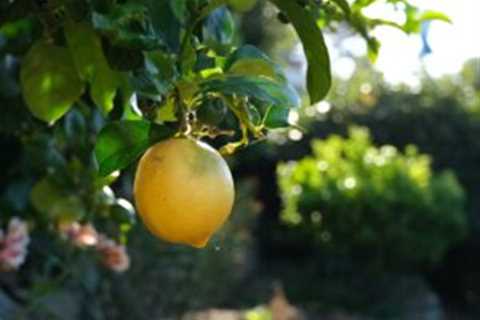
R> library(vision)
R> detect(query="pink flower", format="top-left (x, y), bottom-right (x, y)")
top-left (96, 236), bottom-right (130, 273)
top-left (0, 217), bottom-right (30, 272)
top-left (58, 222), bottom-right (130, 273)
top-left (58, 222), bottom-right (98, 247)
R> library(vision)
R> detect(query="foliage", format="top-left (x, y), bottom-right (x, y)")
top-left (311, 59), bottom-right (480, 222)
top-left (2, 180), bottom-right (259, 319)
top-left (277, 127), bottom-right (467, 269)
top-left (228, 60), bottom-right (480, 315)
top-left (0, 0), bottom-right (452, 316)
top-left (0, 0), bottom-right (448, 165)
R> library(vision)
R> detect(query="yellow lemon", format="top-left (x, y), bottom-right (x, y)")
top-left (134, 138), bottom-right (235, 248)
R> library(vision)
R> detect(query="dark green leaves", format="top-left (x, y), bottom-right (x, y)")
top-left (169, 0), bottom-right (188, 24)
top-left (225, 45), bottom-right (285, 81)
top-left (269, 0), bottom-right (331, 104)
top-left (331, 0), bottom-right (351, 16)
top-left (92, 4), bottom-right (163, 50)
top-left (20, 41), bottom-right (85, 123)
top-left (264, 105), bottom-right (290, 128)
top-left (197, 98), bottom-right (227, 126)
top-left (95, 120), bottom-right (176, 176)
top-left (201, 75), bottom-right (300, 108)
top-left (146, 0), bottom-right (182, 52)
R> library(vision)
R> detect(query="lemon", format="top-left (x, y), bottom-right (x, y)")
top-left (133, 138), bottom-right (235, 248)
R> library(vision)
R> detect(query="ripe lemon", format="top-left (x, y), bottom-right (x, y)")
top-left (134, 138), bottom-right (235, 248)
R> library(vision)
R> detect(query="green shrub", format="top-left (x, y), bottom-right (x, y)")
top-left (277, 127), bottom-right (467, 269)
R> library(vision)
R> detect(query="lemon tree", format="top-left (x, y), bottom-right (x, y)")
top-left (0, 0), bottom-right (453, 316)
top-left (0, 0), bottom-right (449, 269)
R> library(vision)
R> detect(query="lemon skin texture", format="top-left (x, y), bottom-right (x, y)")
top-left (134, 138), bottom-right (235, 248)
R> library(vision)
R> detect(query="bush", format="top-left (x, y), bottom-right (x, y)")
top-left (277, 127), bottom-right (467, 269)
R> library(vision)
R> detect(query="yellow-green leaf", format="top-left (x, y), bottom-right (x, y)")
top-left (91, 64), bottom-right (123, 114)
top-left (65, 20), bottom-right (122, 114)
top-left (228, 58), bottom-right (278, 80)
top-left (20, 41), bottom-right (85, 123)
top-left (155, 96), bottom-right (177, 122)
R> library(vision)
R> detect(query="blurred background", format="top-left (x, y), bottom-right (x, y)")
top-left (1, 0), bottom-right (479, 319)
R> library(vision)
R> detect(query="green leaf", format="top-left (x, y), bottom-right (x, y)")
top-left (155, 96), bottom-right (177, 123)
top-left (264, 105), bottom-right (290, 128)
top-left (269, 0), bottom-right (331, 104)
top-left (65, 21), bottom-right (123, 114)
top-left (95, 120), bottom-right (151, 176)
top-left (349, 12), bottom-right (381, 62)
top-left (367, 36), bottom-right (380, 63)
top-left (91, 67), bottom-right (123, 114)
top-left (20, 41), bottom-right (85, 123)
top-left (145, 51), bottom-right (177, 82)
top-left (64, 20), bottom-right (102, 82)
top-left (64, 108), bottom-right (87, 146)
top-left (352, 0), bottom-right (375, 9)
top-left (367, 18), bottom-right (404, 31)
top-left (149, 123), bottom-right (177, 143)
top-left (31, 178), bottom-right (61, 214)
top-left (94, 119), bottom-right (176, 176)
top-left (103, 41), bottom-right (145, 71)
top-left (146, 0), bottom-right (182, 52)
top-left (330, 0), bottom-right (350, 16)
top-left (201, 75), bottom-right (300, 108)
top-left (401, 9), bottom-right (450, 34)
top-left (180, 38), bottom-right (197, 75)
top-left (225, 45), bottom-right (285, 81)
top-left (418, 11), bottom-right (451, 24)
top-left (247, 103), bottom-right (262, 126)
top-left (92, 4), bottom-right (164, 50)
top-left (129, 70), bottom-right (165, 100)
top-left (143, 51), bottom-right (178, 94)
top-left (228, 0), bottom-right (257, 12)
top-left (203, 6), bottom-right (235, 50)
top-left (31, 178), bottom-right (85, 221)
top-left (197, 98), bottom-right (227, 126)
top-left (228, 58), bottom-right (278, 79)
top-left (169, 0), bottom-right (188, 23)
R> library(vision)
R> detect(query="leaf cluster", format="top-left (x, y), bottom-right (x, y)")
top-left (277, 127), bottom-right (467, 268)
top-left (0, 0), bottom-right (448, 174)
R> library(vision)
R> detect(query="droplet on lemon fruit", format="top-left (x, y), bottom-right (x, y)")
top-left (134, 138), bottom-right (235, 248)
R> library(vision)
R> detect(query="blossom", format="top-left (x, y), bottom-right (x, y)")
top-left (59, 221), bottom-right (130, 273)
top-left (0, 217), bottom-right (30, 272)
top-left (58, 222), bottom-right (98, 247)
top-left (96, 236), bottom-right (130, 273)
